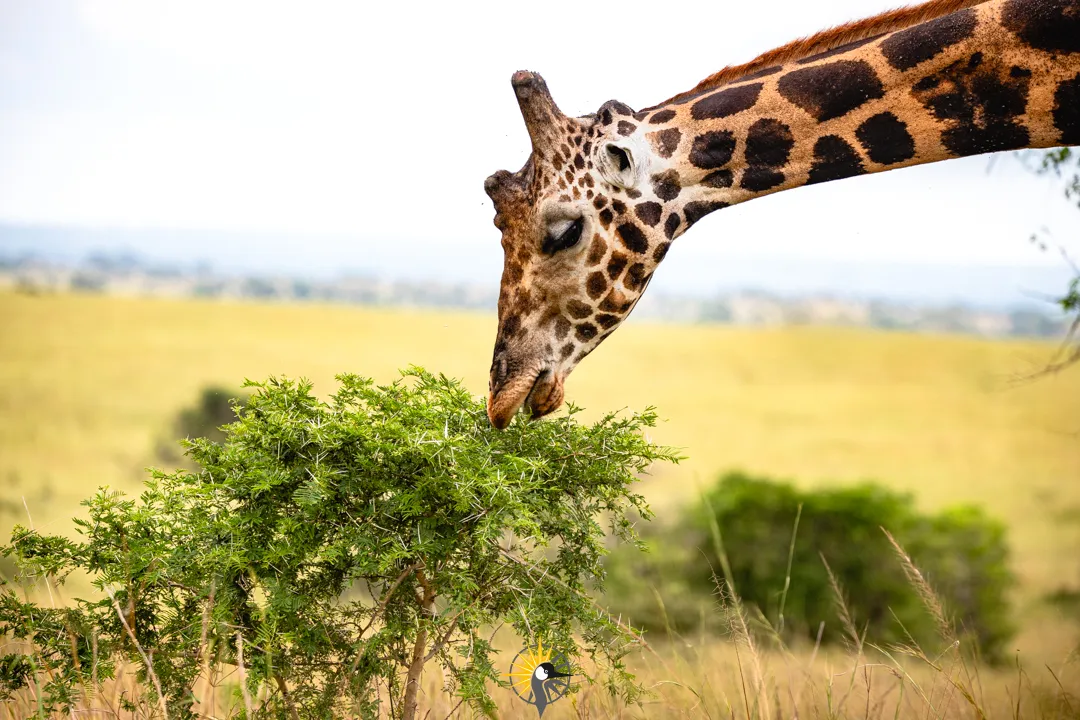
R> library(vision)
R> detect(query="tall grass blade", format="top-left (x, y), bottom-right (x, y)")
top-left (777, 504), bottom-right (803, 637)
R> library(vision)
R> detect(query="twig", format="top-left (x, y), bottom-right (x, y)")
top-left (359, 562), bottom-right (420, 639)
top-left (273, 674), bottom-right (301, 720)
top-left (351, 561), bottom-right (421, 674)
top-left (194, 582), bottom-right (216, 704)
top-left (424, 607), bottom-right (467, 663)
top-left (441, 696), bottom-right (466, 720)
top-left (495, 544), bottom-right (654, 653)
top-left (236, 633), bottom-right (255, 718)
top-left (105, 587), bottom-right (168, 720)
top-left (22, 497), bottom-right (56, 609)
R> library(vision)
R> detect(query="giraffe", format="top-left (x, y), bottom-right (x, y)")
top-left (483, 0), bottom-right (1080, 429)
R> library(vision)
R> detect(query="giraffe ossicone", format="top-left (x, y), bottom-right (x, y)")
top-left (484, 0), bottom-right (1080, 429)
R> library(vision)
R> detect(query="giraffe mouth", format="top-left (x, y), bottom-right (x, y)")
top-left (487, 367), bottom-right (564, 429)
top-left (525, 369), bottom-right (563, 417)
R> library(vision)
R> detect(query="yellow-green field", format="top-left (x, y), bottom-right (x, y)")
top-left (1, 290), bottom-right (1078, 662)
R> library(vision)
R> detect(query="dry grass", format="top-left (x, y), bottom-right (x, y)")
top-left (4, 644), bottom-right (1078, 719)
top-left (4, 550), bottom-right (1079, 719)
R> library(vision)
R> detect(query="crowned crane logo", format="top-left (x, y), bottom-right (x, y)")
top-left (505, 637), bottom-right (573, 717)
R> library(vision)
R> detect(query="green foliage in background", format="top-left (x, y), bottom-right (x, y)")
top-left (0, 368), bottom-right (678, 719)
top-left (1029, 147), bottom-right (1079, 361)
top-left (155, 385), bottom-right (251, 468)
top-left (604, 472), bottom-right (1014, 663)
top-left (1031, 146), bottom-right (1080, 623)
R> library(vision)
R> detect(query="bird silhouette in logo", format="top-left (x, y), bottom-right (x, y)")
top-left (505, 638), bottom-right (573, 716)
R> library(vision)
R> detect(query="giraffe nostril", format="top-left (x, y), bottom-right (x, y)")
top-left (490, 353), bottom-right (510, 390)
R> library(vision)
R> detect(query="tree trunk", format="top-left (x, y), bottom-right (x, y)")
top-left (402, 624), bottom-right (428, 720)
top-left (402, 568), bottom-right (435, 720)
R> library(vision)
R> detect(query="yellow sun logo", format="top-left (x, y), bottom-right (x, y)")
top-left (505, 637), bottom-right (573, 716)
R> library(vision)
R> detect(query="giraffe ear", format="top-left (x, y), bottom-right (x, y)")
top-left (597, 142), bottom-right (640, 190)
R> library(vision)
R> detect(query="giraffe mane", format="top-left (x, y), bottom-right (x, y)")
top-left (655, 0), bottom-right (990, 106)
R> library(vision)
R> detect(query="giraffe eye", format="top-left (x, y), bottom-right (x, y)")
top-left (542, 217), bottom-right (584, 255)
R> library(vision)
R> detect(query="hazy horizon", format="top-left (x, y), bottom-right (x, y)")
top-left (2, 221), bottom-right (1073, 310)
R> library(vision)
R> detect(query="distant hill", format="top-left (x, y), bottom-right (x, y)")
top-left (0, 221), bottom-right (1073, 312)
top-left (1, 243), bottom-right (1067, 340)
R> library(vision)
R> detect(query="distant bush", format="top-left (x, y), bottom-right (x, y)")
top-left (69, 272), bottom-right (105, 292)
top-left (155, 385), bottom-right (250, 467)
top-left (604, 471), bottom-right (1014, 662)
top-left (1, 369), bottom-right (677, 719)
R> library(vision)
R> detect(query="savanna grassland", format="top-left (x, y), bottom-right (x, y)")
top-left (2, 290), bottom-right (1079, 717)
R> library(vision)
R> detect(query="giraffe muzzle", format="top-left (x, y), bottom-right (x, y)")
top-left (486, 367), bottom-right (564, 429)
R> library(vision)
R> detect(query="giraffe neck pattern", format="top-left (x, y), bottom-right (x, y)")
top-left (623, 0), bottom-right (1079, 236)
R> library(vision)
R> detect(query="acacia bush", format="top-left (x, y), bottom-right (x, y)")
top-left (0, 368), bottom-right (677, 719)
top-left (604, 471), bottom-right (1014, 662)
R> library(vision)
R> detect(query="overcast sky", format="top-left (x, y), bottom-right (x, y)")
top-left (1, 0), bottom-right (1078, 292)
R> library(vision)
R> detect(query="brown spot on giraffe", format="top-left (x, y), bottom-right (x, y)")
top-left (586, 234), bottom-right (606, 265)
top-left (566, 299), bottom-right (593, 319)
top-left (635, 202), bottom-right (663, 227)
top-left (741, 118), bottom-right (794, 191)
top-left (616, 222), bottom-right (649, 253)
top-left (1053, 74), bottom-right (1080, 144)
top-left (777, 60), bottom-right (885, 121)
top-left (652, 170), bottom-right (682, 201)
top-left (911, 51), bottom-right (1032, 155)
top-left (689, 131), bottom-right (737, 170)
top-left (649, 128), bottom-right (682, 158)
top-left (807, 135), bottom-right (867, 184)
top-left (689, 83), bottom-right (764, 119)
top-left (880, 8), bottom-right (977, 69)
top-left (856, 112), bottom-right (916, 164)
top-left (703, 170), bottom-right (734, 188)
top-left (606, 253), bottom-right (629, 280)
top-left (1001, 0), bottom-right (1080, 54)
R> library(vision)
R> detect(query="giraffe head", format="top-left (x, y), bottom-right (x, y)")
top-left (485, 71), bottom-right (682, 429)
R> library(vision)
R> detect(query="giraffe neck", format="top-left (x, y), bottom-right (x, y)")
top-left (634, 0), bottom-right (1080, 234)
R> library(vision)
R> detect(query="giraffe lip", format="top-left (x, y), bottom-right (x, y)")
top-left (524, 368), bottom-right (552, 411)
top-left (525, 368), bottom-right (564, 420)
top-left (487, 366), bottom-right (562, 429)
top-left (487, 367), bottom-right (547, 429)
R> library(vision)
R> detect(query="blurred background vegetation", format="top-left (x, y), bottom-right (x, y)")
top-left (603, 472), bottom-right (1014, 662)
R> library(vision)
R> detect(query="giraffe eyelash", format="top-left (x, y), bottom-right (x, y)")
top-left (541, 217), bottom-right (585, 255)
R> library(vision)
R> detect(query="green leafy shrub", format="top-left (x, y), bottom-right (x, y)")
top-left (1, 368), bottom-right (677, 719)
top-left (604, 471), bottom-right (1014, 662)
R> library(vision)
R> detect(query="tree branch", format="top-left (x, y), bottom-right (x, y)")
top-left (494, 544), bottom-right (653, 652)
top-left (273, 673), bottom-right (301, 720)
top-left (403, 567), bottom-right (436, 720)
top-left (351, 561), bottom-right (422, 674)
top-left (423, 607), bottom-right (467, 664)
